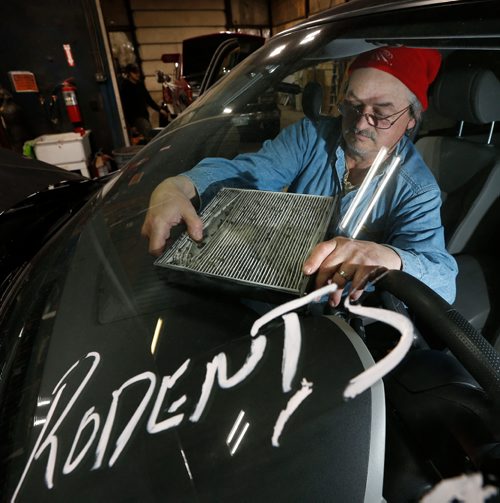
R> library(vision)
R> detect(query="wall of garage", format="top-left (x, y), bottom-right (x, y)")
top-left (272, 0), bottom-right (347, 33)
top-left (132, 0), bottom-right (226, 104)
top-left (128, 0), bottom-right (270, 104)
top-left (103, 0), bottom-right (349, 109)
top-left (0, 0), bottom-right (126, 153)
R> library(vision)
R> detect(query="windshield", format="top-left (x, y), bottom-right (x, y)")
top-left (1, 1), bottom-right (500, 499)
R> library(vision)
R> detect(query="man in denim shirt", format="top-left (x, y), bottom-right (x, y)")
top-left (142, 47), bottom-right (457, 306)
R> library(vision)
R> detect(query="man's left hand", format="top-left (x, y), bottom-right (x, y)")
top-left (303, 236), bottom-right (402, 307)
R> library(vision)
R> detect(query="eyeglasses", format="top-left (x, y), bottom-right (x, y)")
top-left (337, 101), bottom-right (411, 129)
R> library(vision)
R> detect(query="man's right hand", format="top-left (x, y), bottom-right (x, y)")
top-left (141, 176), bottom-right (203, 256)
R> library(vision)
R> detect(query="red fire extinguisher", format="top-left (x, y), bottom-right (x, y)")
top-left (61, 79), bottom-right (85, 135)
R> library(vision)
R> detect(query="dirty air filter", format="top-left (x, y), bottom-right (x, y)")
top-left (155, 188), bottom-right (336, 300)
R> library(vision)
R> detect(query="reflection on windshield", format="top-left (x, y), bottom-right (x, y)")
top-left (4, 7), bottom-right (500, 498)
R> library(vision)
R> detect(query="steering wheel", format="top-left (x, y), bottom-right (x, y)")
top-left (375, 270), bottom-right (500, 407)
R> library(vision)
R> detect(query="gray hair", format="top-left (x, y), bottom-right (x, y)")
top-left (407, 89), bottom-right (423, 121)
top-left (406, 89), bottom-right (423, 137)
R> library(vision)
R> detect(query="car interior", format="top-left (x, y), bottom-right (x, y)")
top-left (185, 42), bottom-right (500, 350)
top-left (416, 59), bottom-right (500, 346)
top-left (285, 48), bottom-right (500, 496)
top-left (292, 48), bottom-right (500, 353)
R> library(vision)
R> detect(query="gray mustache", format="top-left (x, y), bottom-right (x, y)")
top-left (345, 127), bottom-right (375, 141)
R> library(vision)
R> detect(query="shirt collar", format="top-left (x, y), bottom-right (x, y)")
top-left (337, 134), bottom-right (411, 176)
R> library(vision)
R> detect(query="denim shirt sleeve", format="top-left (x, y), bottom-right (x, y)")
top-left (382, 163), bottom-right (458, 304)
top-left (182, 118), bottom-right (320, 206)
top-left (388, 194), bottom-right (457, 303)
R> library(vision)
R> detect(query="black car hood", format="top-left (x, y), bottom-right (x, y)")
top-left (0, 148), bottom-right (86, 213)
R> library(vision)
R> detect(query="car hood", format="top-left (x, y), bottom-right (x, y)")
top-left (0, 148), bottom-right (85, 214)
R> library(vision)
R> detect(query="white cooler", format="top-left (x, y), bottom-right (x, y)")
top-left (33, 131), bottom-right (92, 178)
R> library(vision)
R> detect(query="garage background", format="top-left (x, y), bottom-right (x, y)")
top-left (0, 0), bottom-right (347, 158)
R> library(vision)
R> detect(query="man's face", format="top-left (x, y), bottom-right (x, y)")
top-left (342, 67), bottom-right (416, 163)
top-left (129, 70), bottom-right (141, 83)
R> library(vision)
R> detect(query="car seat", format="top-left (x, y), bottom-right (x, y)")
top-left (417, 67), bottom-right (500, 255)
top-left (302, 81), bottom-right (324, 123)
top-left (416, 67), bottom-right (500, 333)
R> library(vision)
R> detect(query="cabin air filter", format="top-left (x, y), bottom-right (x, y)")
top-left (155, 188), bottom-right (337, 300)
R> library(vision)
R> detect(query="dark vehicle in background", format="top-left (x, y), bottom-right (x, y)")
top-left (1, 0), bottom-right (500, 501)
top-left (182, 32), bottom-right (266, 97)
top-left (157, 32), bottom-right (266, 126)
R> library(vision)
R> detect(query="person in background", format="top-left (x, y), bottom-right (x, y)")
top-left (141, 47), bottom-right (458, 306)
top-left (119, 63), bottom-right (166, 140)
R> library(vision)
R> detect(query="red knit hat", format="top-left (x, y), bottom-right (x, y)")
top-left (349, 47), bottom-right (442, 110)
